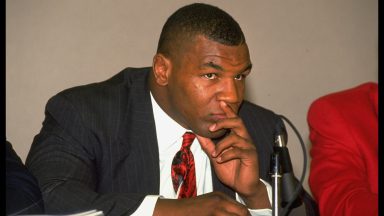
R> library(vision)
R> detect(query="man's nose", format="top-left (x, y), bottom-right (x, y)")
top-left (216, 79), bottom-right (241, 104)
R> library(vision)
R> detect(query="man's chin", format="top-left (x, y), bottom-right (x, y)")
top-left (202, 128), bottom-right (229, 140)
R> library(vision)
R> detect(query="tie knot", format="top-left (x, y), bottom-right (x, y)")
top-left (181, 132), bottom-right (196, 149)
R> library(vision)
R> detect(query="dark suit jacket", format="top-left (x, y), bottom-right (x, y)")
top-left (26, 67), bottom-right (290, 215)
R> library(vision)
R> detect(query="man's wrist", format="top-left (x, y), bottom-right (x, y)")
top-left (239, 180), bottom-right (272, 209)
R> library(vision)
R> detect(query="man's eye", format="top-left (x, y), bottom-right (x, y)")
top-left (203, 73), bottom-right (217, 80)
top-left (234, 74), bottom-right (245, 80)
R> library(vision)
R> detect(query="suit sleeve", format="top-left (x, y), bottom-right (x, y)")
top-left (6, 141), bottom-right (45, 215)
top-left (307, 99), bottom-right (378, 216)
top-left (25, 93), bottom-right (144, 215)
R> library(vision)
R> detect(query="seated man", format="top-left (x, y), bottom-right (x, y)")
top-left (307, 82), bottom-right (378, 216)
top-left (6, 140), bottom-right (44, 215)
top-left (26, 3), bottom-right (316, 215)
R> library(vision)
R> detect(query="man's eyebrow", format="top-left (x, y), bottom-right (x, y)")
top-left (200, 61), bottom-right (224, 71)
top-left (243, 63), bottom-right (253, 72)
top-left (200, 62), bottom-right (253, 72)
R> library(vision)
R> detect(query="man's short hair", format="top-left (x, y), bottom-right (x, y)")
top-left (156, 3), bottom-right (246, 57)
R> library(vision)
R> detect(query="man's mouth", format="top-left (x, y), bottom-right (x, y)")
top-left (210, 113), bottom-right (227, 122)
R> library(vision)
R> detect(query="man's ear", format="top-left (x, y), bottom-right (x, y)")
top-left (152, 54), bottom-right (171, 86)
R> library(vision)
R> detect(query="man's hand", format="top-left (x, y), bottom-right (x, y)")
top-left (197, 101), bottom-right (270, 209)
top-left (154, 191), bottom-right (251, 216)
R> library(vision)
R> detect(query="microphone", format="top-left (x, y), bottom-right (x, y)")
top-left (274, 119), bottom-right (303, 208)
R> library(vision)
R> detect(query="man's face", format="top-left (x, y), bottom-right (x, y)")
top-left (166, 35), bottom-right (252, 138)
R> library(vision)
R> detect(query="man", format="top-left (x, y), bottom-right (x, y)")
top-left (26, 3), bottom-right (310, 215)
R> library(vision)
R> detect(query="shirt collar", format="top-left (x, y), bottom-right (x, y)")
top-left (150, 92), bottom-right (189, 152)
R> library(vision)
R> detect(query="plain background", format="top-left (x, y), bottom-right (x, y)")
top-left (6, 0), bottom-right (377, 198)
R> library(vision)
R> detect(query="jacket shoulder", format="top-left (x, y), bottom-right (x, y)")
top-left (240, 100), bottom-right (280, 123)
top-left (43, 67), bottom-right (151, 132)
top-left (57, 67), bottom-right (150, 98)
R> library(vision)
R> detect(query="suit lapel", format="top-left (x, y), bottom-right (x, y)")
top-left (120, 68), bottom-right (160, 194)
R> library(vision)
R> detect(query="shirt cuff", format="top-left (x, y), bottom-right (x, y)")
top-left (130, 195), bottom-right (160, 216)
top-left (236, 178), bottom-right (272, 216)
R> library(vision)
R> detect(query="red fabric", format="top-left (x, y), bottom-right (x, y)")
top-left (171, 132), bottom-right (197, 198)
top-left (307, 82), bottom-right (378, 216)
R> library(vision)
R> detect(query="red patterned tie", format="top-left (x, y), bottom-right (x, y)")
top-left (171, 132), bottom-right (197, 198)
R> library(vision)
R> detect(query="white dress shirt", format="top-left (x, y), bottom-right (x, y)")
top-left (131, 93), bottom-right (272, 215)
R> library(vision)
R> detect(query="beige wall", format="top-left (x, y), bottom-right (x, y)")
top-left (6, 0), bottom-right (377, 198)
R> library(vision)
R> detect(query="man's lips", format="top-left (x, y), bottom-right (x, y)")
top-left (210, 113), bottom-right (227, 122)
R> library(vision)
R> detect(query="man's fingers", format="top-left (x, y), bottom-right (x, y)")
top-left (216, 148), bottom-right (256, 165)
top-left (209, 116), bottom-right (249, 139)
top-left (212, 134), bottom-right (246, 156)
top-left (206, 192), bottom-right (251, 216)
top-left (155, 192), bottom-right (251, 216)
top-left (211, 133), bottom-right (254, 158)
top-left (220, 101), bottom-right (237, 118)
top-left (196, 135), bottom-right (216, 158)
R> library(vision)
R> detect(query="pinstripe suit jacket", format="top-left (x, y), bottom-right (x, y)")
top-left (26, 67), bottom-right (280, 215)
